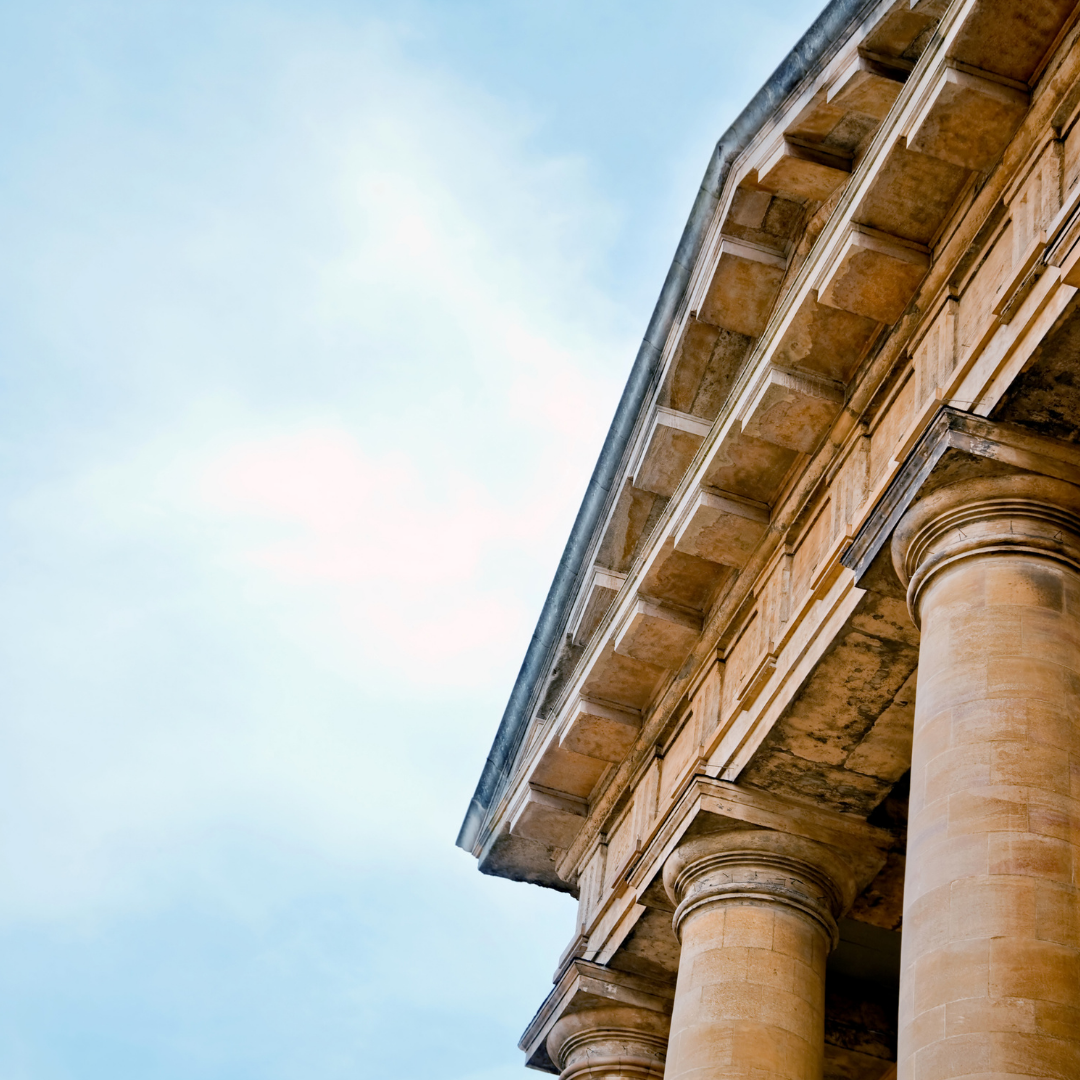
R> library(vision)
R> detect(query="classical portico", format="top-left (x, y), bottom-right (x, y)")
top-left (460, 0), bottom-right (1080, 1076)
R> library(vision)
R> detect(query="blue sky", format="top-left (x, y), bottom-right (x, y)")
top-left (0, 2), bottom-right (824, 1076)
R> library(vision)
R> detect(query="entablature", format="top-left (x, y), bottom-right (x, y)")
top-left (470, 0), bottom-right (1080, 903)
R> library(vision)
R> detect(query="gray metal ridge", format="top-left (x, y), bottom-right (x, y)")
top-left (457, 0), bottom-right (883, 854)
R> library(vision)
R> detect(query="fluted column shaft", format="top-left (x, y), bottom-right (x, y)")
top-left (661, 829), bottom-right (854, 1080)
top-left (892, 474), bottom-right (1080, 1080)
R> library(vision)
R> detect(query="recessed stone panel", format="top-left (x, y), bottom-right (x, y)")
top-left (530, 743), bottom-right (610, 800)
top-left (757, 139), bottom-right (851, 202)
top-left (581, 641), bottom-right (667, 711)
top-left (947, 0), bottom-right (1077, 83)
top-left (640, 539), bottom-right (730, 611)
top-left (510, 786), bottom-right (587, 849)
top-left (827, 53), bottom-right (909, 120)
top-left (664, 319), bottom-right (753, 421)
top-left (633, 407), bottom-right (713, 498)
top-left (560, 698), bottom-right (642, 763)
top-left (771, 290), bottom-right (880, 383)
top-left (854, 141), bottom-right (970, 246)
top-left (701, 426), bottom-right (799, 503)
top-left (571, 568), bottom-right (627, 646)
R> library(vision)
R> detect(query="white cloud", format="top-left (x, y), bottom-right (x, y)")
top-left (0, 11), bottom-right (631, 928)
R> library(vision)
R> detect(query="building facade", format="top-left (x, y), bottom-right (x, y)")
top-left (458, 0), bottom-right (1080, 1077)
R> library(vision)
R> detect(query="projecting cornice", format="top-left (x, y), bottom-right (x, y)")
top-left (464, 0), bottom-right (1080, 891)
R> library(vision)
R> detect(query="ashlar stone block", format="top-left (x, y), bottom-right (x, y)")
top-left (673, 488), bottom-right (770, 568)
top-left (818, 224), bottom-right (930, 324)
top-left (560, 697), bottom-right (641, 763)
top-left (614, 598), bottom-right (703, 670)
top-left (737, 364), bottom-right (845, 454)
top-left (907, 65), bottom-right (1028, 173)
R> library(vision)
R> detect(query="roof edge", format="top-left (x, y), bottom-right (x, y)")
top-left (456, 0), bottom-right (879, 855)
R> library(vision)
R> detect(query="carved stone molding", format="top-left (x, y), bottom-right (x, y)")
top-left (662, 828), bottom-right (857, 947)
top-left (546, 1006), bottom-right (668, 1080)
top-left (891, 472), bottom-right (1080, 624)
top-left (519, 959), bottom-right (673, 1075)
top-left (841, 406), bottom-right (1080, 592)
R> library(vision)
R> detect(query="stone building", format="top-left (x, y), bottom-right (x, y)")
top-left (457, 0), bottom-right (1080, 1076)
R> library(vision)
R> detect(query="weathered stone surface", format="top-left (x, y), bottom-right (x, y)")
top-left (614, 598), bottom-right (703, 670)
top-left (818, 226), bottom-right (930, 324)
top-left (673, 488), bottom-right (770, 568)
top-left (758, 138), bottom-right (852, 201)
top-left (639, 539), bottom-right (730, 612)
top-left (907, 65), bottom-right (1028, 173)
top-left (511, 785), bottom-right (588, 848)
top-left (948, 0), bottom-right (1077, 83)
top-left (738, 364), bottom-right (845, 453)
top-left (772, 290), bottom-right (880, 383)
top-left (560, 697), bottom-right (641, 762)
top-left (663, 319), bottom-right (754, 421)
top-left (699, 239), bottom-right (787, 338)
top-left (634, 407), bottom-right (713, 498)
top-left (853, 142), bottom-right (969, 246)
top-left (596, 481), bottom-right (669, 577)
top-left (827, 54), bottom-right (908, 120)
top-left (700, 426), bottom-right (799, 502)
top-left (571, 568), bottom-right (626, 647)
top-left (581, 640), bottom-right (667, 711)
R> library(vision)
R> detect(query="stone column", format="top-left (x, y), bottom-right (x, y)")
top-left (891, 473), bottom-right (1080, 1080)
top-left (546, 1006), bottom-right (669, 1080)
top-left (661, 828), bottom-right (855, 1080)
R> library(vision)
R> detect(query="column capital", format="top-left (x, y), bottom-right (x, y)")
top-left (546, 1005), bottom-right (668, 1080)
top-left (891, 473), bottom-right (1080, 624)
top-left (662, 827), bottom-right (857, 948)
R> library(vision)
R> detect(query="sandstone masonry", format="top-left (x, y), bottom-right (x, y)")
top-left (460, 0), bottom-right (1080, 1076)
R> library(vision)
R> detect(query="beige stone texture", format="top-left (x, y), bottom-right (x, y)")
top-left (614, 599), bottom-right (704, 670)
top-left (737, 364), bottom-right (845, 454)
top-left (906, 66), bottom-right (1028, 173)
top-left (661, 829), bottom-right (857, 1080)
top-left (635, 408), bottom-right (714, 499)
top-left (892, 474), bottom-right (1080, 1080)
top-left (561, 698), bottom-right (642, 763)
top-left (757, 139), bottom-right (851, 202)
top-left (826, 54), bottom-right (907, 120)
top-left (673, 489), bottom-right (770, 568)
top-left (547, 1005), bottom-right (670, 1080)
top-left (699, 240), bottom-right (787, 339)
top-left (818, 226), bottom-right (930, 325)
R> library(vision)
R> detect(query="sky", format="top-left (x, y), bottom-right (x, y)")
top-left (0, 1), bottom-right (825, 1077)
